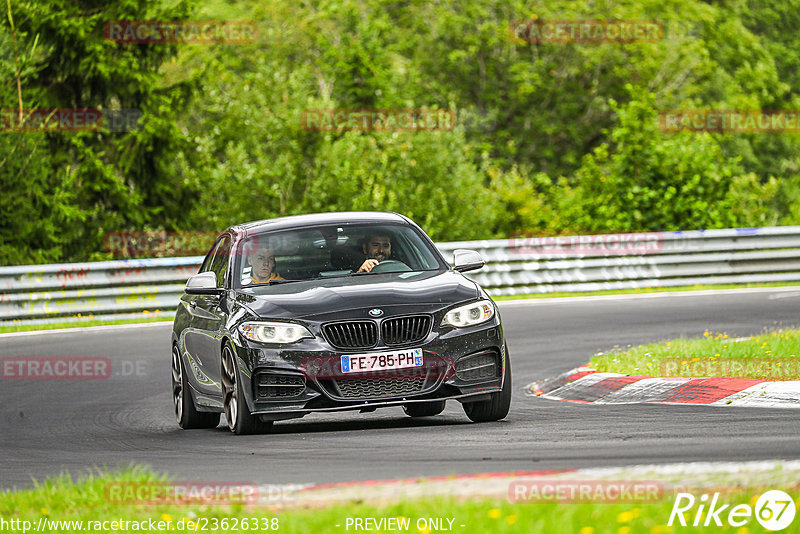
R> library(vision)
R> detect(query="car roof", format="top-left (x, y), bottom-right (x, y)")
top-left (230, 211), bottom-right (412, 236)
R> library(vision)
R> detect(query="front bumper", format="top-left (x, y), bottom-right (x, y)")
top-left (232, 320), bottom-right (506, 418)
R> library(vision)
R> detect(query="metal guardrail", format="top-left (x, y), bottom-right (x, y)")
top-left (438, 226), bottom-right (800, 295)
top-left (0, 258), bottom-right (201, 325)
top-left (3, 226), bottom-right (800, 325)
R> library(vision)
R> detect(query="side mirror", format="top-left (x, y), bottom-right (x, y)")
top-left (453, 249), bottom-right (485, 273)
top-left (185, 272), bottom-right (222, 295)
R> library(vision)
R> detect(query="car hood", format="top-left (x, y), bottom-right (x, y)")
top-left (236, 270), bottom-right (480, 320)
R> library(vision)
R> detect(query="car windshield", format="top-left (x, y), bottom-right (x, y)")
top-left (235, 223), bottom-right (446, 287)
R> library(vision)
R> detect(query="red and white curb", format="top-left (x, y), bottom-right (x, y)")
top-left (527, 366), bottom-right (800, 408)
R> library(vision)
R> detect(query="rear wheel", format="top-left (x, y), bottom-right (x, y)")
top-left (222, 344), bottom-right (273, 435)
top-left (172, 345), bottom-right (220, 429)
top-left (403, 400), bottom-right (446, 417)
top-left (463, 348), bottom-right (512, 423)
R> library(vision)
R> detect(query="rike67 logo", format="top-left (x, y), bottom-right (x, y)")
top-left (669, 490), bottom-right (796, 531)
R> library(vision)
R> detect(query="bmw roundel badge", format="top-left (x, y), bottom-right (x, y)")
top-left (368, 308), bottom-right (383, 317)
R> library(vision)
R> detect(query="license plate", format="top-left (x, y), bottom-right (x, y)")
top-left (341, 348), bottom-right (423, 374)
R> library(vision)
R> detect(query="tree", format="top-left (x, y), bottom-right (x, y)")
top-left (566, 88), bottom-right (774, 232)
top-left (0, 0), bottom-right (196, 264)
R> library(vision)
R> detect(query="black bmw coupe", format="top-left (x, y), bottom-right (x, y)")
top-left (171, 212), bottom-right (511, 434)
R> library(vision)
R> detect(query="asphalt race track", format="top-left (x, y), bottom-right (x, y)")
top-left (2, 288), bottom-right (800, 490)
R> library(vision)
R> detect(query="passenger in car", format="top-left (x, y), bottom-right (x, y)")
top-left (357, 234), bottom-right (392, 272)
top-left (246, 245), bottom-right (285, 284)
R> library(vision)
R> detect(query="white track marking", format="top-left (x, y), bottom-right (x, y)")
top-left (715, 381), bottom-right (800, 408)
top-left (542, 372), bottom-right (622, 400)
top-left (595, 377), bottom-right (692, 404)
top-left (0, 321), bottom-right (172, 338)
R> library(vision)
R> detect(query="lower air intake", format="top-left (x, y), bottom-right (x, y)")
top-left (255, 373), bottom-right (306, 398)
top-left (334, 378), bottom-right (426, 399)
top-left (455, 351), bottom-right (500, 381)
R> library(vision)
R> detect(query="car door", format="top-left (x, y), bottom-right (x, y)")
top-left (182, 235), bottom-right (231, 398)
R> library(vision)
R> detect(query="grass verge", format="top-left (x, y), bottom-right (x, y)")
top-left (590, 328), bottom-right (800, 380)
top-left (492, 281), bottom-right (800, 301)
top-left (0, 317), bottom-right (171, 334)
top-left (2, 468), bottom-right (798, 533)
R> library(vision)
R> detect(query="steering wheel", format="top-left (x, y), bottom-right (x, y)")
top-left (369, 259), bottom-right (412, 273)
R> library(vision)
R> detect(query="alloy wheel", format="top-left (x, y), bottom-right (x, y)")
top-left (222, 346), bottom-right (239, 431)
top-left (171, 346), bottom-right (184, 423)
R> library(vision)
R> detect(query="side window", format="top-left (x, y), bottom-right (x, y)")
top-left (209, 236), bottom-right (232, 288)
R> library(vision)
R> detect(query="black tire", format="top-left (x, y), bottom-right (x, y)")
top-left (172, 344), bottom-right (220, 429)
top-left (463, 348), bottom-right (512, 423)
top-left (221, 343), bottom-right (273, 435)
top-left (403, 400), bottom-right (446, 417)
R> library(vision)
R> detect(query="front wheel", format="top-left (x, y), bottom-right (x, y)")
top-left (172, 344), bottom-right (220, 429)
top-left (222, 344), bottom-right (273, 435)
top-left (463, 349), bottom-right (511, 423)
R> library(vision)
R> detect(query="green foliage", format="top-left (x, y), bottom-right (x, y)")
top-left (1, 0), bottom-right (195, 264)
top-left (306, 132), bottom-right (499, 241)
top-left (0, 134), bottom-right (83, 264)
top-left (3, 0), bottom-right (800, 265)
top-left (174, 0), bottom-right (500, 240)
top-left (566, 89), bottom-right (746, 231)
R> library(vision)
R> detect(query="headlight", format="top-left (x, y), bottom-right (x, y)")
top-left (442, 299), bottom-right (495, 328)
top-left (239, 321), bottom-right (313, 344)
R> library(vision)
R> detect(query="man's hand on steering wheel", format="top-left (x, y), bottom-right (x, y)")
top-left (358, 259), bottom-right (379, 273)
